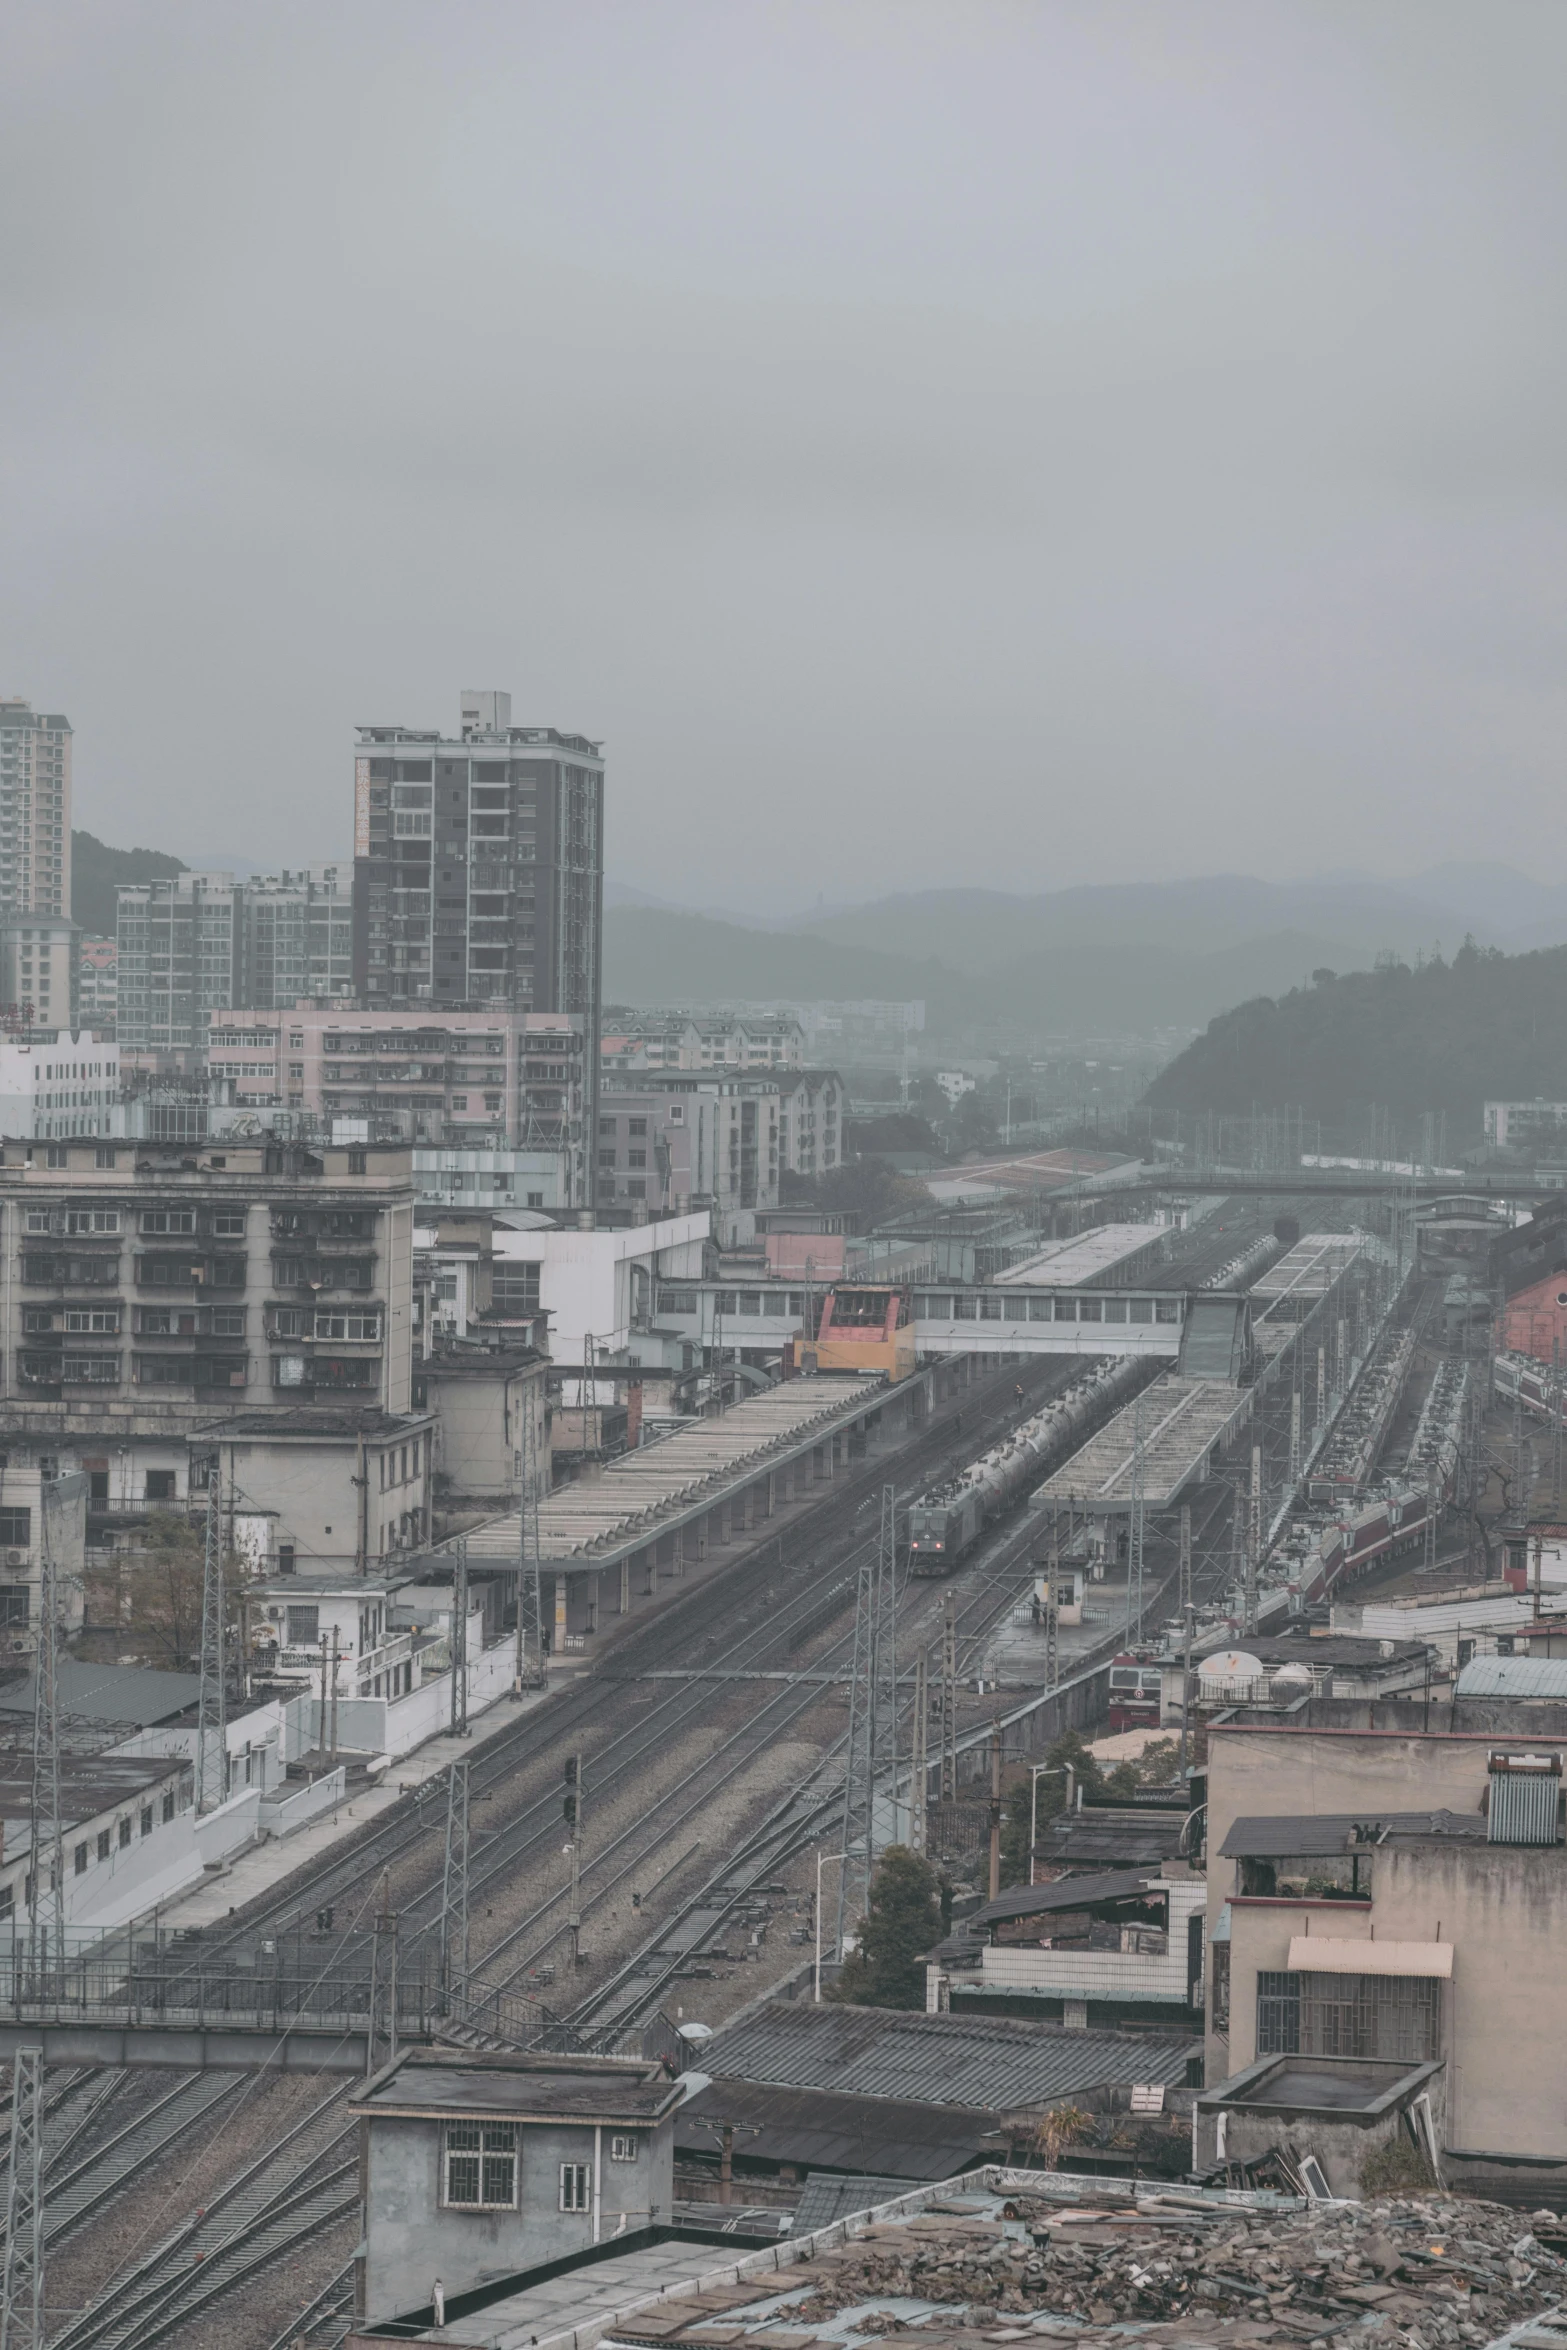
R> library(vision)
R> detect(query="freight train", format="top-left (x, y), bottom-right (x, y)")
top-left (907, 1356), bottom-right (1148, 1574)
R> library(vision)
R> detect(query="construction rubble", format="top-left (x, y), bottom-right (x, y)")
top-left (607, 2189), bottom-right (1567, 2350)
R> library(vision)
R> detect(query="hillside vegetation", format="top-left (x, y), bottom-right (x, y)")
top-left (72, 831), bottom-right (185, 938)
top-left (1144, 941), bottom-right (1567, 1133)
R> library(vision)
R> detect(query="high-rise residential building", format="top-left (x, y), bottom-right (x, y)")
top-left (115, 867), bottom-right (354, 1052)
top-left (0, 700), bottom-right (72, 921)
top-left (351, 690), bottom-right (604, 1155)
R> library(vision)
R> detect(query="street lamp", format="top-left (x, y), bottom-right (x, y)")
top-left (814, 1849), bottom-right (850, 2003)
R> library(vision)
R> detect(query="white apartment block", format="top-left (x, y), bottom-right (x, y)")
top-left (0, 1031), bottom-right (121, 1140)
top-left (0, 700), bottom-right (71, 922)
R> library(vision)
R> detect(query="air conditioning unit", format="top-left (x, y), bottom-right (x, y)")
top-left (4, 1551), bottom-right (19, 1567)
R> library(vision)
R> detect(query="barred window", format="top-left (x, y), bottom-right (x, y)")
top-left (1256, 1969), bottom-right (1440, 2062)
top-left (559, 2160), bottom-right (591, 2213)
top-left (444, 2121), bottom-right (518, 2209)
top-left (609, 2133), bottom-right (638, 2162)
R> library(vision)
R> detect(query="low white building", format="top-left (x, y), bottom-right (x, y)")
top-left (419, 1208), bottom-right (710, 1370)
top-left (0, 1028), bottom-right (121, 1140)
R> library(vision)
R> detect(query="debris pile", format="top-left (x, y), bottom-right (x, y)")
top-left (767, 2193), bottom-right (1567, 2345)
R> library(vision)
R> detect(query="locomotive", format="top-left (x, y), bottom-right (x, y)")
top-left (907, 1356), bottom-right (1148, 1575)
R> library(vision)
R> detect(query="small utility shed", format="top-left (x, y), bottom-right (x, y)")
top-left (350, 2048), bottom-right (682, 2322)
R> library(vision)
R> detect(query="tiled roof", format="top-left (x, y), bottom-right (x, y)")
top-left (699, 2002), bottom-right (1197, 2109)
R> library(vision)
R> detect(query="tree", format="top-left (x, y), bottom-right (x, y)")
top-left (998, 1733), bottom-right (1184, 1886)
top-left (830, 1846), bottom-right (945, 2009)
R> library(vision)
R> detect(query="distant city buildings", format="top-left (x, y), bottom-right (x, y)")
top-left (115, 867), bottom-right (353, 1051)
top-left (601, 1010), bottom-right (805, 1072)
top-left (0, 698), bottom-right (71, 922)
top-left (1486, 1100), bottom-right (1567, 1153)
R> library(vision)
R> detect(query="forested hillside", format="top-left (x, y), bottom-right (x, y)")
top-left (1144, 941), bottom-right (1567, 1137)
top-left (72, 831), bottom-right (185, 937)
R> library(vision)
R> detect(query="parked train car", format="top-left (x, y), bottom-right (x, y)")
top-left (907, 1356), bottom-right (1147, 1574)
top-left (1106, 1653), bottom-right (1164, 1731)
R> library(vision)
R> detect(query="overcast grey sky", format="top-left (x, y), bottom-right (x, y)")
top-left (2, 2), bottom-right (1564, 906)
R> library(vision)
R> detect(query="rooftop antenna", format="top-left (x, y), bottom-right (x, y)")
top-left (196, 1475), bottom-right (226, 1814)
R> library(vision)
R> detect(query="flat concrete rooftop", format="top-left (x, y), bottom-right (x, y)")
top-left (1250, 1231), bottom-right (1364, 1308)
top-left (460, 1372), bottom-right (885, 1570)
top-left (1036, 1371), bottom-right (1252, 1512)
top-left (993, 1222), bottom-right (1164, 1287)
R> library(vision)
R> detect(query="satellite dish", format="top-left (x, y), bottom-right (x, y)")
top-left (1198, 1649), bottom-right (1264, 1681)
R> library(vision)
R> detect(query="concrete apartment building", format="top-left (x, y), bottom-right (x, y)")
top-left (0, 1136), bottom-right (419, 1617)
top-left (597, 1075), bottom-right (782, 1230)
top-left (1202, 1708), bottom-right (1567, 2196)
top-left (115, 867), bottom-right (354, 1053)
top-left (199, 1006), bottom-right (591, 1202)
top-left (0, 699), bottom-right (71, 924)
top-left (349, 694), bottom-right (602, 1127)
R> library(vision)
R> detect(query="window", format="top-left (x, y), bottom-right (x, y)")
top-left (140, 1807), bottom-right (153, 1837)
top-left (444, 2122), bottom-right (518, 2209)
top-left (628, 1118), bottom-right (647, 1137)
top-left (96, 1147), bottom-right (117, 1169)
top-left (141, 1208), bottom-right (196, 1235)
top-left (0, 1511), bottom-right (30, 1548)
top-left (0, 1588), bottom-right (29, 1626)
top-left (74, 1842), bottom-right (88, 1875)
top-left (64, 1310), bottom-right (118, 1333)
top-left (286, 1605), bottom-right (320, 1646)
top-left (118, 1816), bottom-right (132, 1848)
top-left (161, 1791), bottom-right (175, 1822)
top-left (144, 1471), bottom-right (176, 1501)
top-left (65, 1208), bottom-right (119, 1234)
top-left (609, 2133), bottom-right (638, 2162)
top-left (558, 2161), bottom-right (591, 2213)
top-left (1255, 1969), bottom-right (1440, 2062)
top-left (314, 1313), bottom-right (381, 1341)
top-left (211, 1211), bottom-right (246, 1237)
top-left (97, 1828), bottom-right (111, 1861)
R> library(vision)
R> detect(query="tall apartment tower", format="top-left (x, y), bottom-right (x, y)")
top-left (0, 700), bottom-right (72, 919)
top-left (350, 690), bottom-right (604, 1120)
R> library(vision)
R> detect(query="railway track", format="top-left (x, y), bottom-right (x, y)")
top-left (36, 1357), bottom-right (1091, 2350)
top-left (52, 2084), bottom-right (356, 2350)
